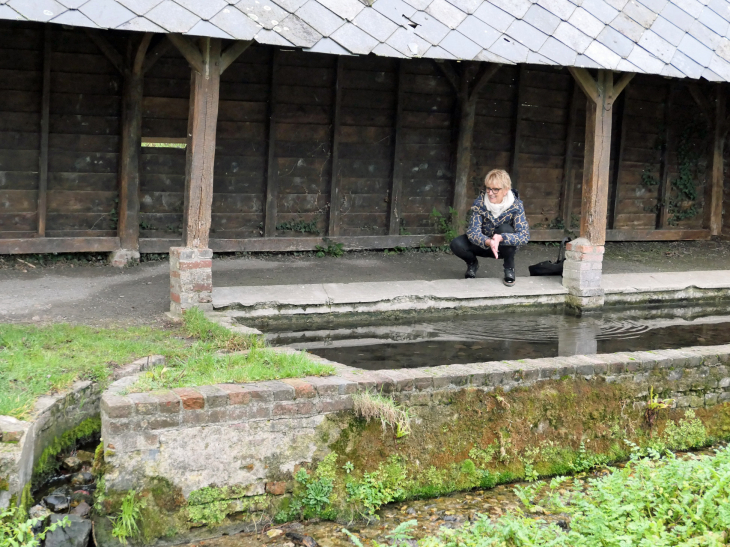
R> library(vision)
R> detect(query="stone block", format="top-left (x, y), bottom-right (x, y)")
top-left (216, 384), bottom-right (252, 405)
top-left (169, 247), bottom-right (214, 316)
top-left (318, 397), bottom-right (354, 413)
top-left (381, 370), bottom-right (415, 391)
top-left (719, 376), bottom-right (730, 389)
top-left (408, 392), bottom-right (432, 405)
top-left (182, 409), bottom-right (227, 425)
top-left (272, 401), bottom-right (316, 417)
top-left (173, 388), bottom-right (205, 410)
top-left (127, 393), bottom-right (158, 415)
top-left (246, 381), bottom-right (295, 402)
top-left (282, 378), bottom-right (317, 399)
top-left (705, 392), bottom-right (720, 406)
top-left (306, 376), bottom-right (357, 396)
top-left (197, 385), bottom-right (230, 408)
top-left (153, 391), bottom-right (181, 414)
top-left (101, 394), bottom-right (135, 419)
top-left (676, 393), bottom-right (704, 408)
top-left (148, 415), bottom-right (181, 430)
top-left (266, 481), bottom-right (287, 495)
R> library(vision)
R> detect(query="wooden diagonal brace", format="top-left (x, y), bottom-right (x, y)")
top-left (611, 72), bottom-right (635, 102)
top-left (143, 36), bottom-right (172, 74)
top-left (167, 34), bottom-right (204, 74)
top-left (568, 67), bottom-right (599, 104)
top-left (469, 63), bottom-right (501, 102)
top-left (221, 40), bottom-right (253, 74)
top-left (85, 29), bottom-right (125, 75)
top-left (434, 60), bottom-right (459, 93)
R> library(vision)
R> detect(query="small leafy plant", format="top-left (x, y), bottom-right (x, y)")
top-left (110, 491), bottom-right (145, 544)
top-left (430, 206), bottom-right (460, 243)
top-left (315, 239), bottom-right (345, 258)
top-left (0, 507), bottom-right (69, 547)
top-left (645, 386), bottom-right (674, 429)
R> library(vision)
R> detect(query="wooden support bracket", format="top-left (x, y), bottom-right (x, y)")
top-left (167, 34), bottom-right (204, 74)
top-left (221, 40), bottom-right (253, 74)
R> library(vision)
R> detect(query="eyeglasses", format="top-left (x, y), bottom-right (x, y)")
top-left (485, 187), bottom-right (503, 194)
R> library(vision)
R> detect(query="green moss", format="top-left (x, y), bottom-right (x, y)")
top-left (18, 483), bottom-right (32, 521)
top-left (33, 417), bottom-right (101, 485)
top-left (0, 477), bottom-right (8, 491)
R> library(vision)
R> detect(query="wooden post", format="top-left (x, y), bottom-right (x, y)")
top-left (265, 49), bottom-right (279, 237)
top-left (328, 57), bottom-right (344, 237)
top-left (560, 80), bottom-right (581, 230)
top-left (609, 92), bottom-right (628, 229)
top-left (182, 37), bottom-right (221, 249)
top-left (435, 61), bottom-right (501, 230)
top-left (388, 60), bottom-right (406, 235)
top-left (38, 25), bottom-right (51, 237)
top-left (707, 84), bottom-right (726, 236)
top-left (510, 66), bottom-right (526, 190)
top-left (657, 84), bottom-right (674, 229)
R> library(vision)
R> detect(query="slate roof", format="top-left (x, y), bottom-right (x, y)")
top-left (3, 0), bottom-right (730, 81)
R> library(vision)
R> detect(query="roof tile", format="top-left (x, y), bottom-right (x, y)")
top-left (410, 10), bottom-right (451, 43)
top-left (716, 36), bottom-right (730, 61)
top-left (57, 0), bottom-right (91, 8)
top-left (524, 4), bottom-right (561, 33)
top-left (537, 0), bottom-right (577, 20)
top-left (439, 29), bottom-right (482, 57)
top-left (539, 35), bottom-right (578, 63)
top-left (581, 0), bottom-right (619, 22)
top-left (330, 21), bottom-right (380, 53)
top-left (635, 0), bottom-right (667, 12)
top-left (688, 19), bottom-right (721, 50)
top-left (584, 38), bottom-right (623, 66)
top-left (597, 23), bottom-right (636, 56)
top-left (574, 52), bottom-right (604, 67)
top-left (697, 4), bottom-right (729, 33)
top-left (568, 7), bottom-right (606, 37)
top-left (254, 27), bottom-right (294, 45)
top-left (445, 0), bottom-right (481, 14)
top-left (659, 3), bottom-right (695, 31)
top-left (623, 0), bottom-right (657, 27)
top-left (0, 5), bottom-right (21, 18)
top-left (604, 0), bottom-right (629, 9)
top-left (317, 0), bottom-right (363, 21)
top-left (671, 49), bottom-right (704, 76)
top-left (626, 42), bottom-right (666, 70)
top-left (489, 0), bottom-right (532, 19)
top-left (506, 19), bottom-right (550, 49)
top-left (145, 0), bottom-right (198, 31)
top-left (385, 26), bottom-right (431, 56)
top-left (616, 57), bottom-right (641, 70)
top-left (7, 0), bottom-right (65, 21)
top-left (426, 0), bottom-right (467, 28)
top-left (660, 62), bottom-right (686, 76)
top-left (186, 19), bottom-right (232, 37)
top-left (701, 67), bottom-right (723, 80)
top-left (114, 0), bottom-right (161, 15)
top-left (270, 0), bottom-right (306, 12)
top-left (611, 12), bottom-right (645, 40)
top-left (476, 48), bottom-right (512, 62)
top-left (372, 42), bottom-right (407, 57)
top-left (50, 8), bottom-right (98, 25)
top-left (304, 36), bottom-right (352, 54)
top-left (677, 32), bottom-right (713, 64)
top-left (274, 13), bottom-right (321, 46)
top-left (174, 0), bottom-right (226, 20)
top-left (423, 45), bottom-right (457, 57)
top-left (80, 0), bottom-right (135, 27)
top-left (403, 0), bottom-right (431, 9)
top-left (117, 15), bottom-right (166, 29)
top-left (650, 15), bottom-right (685, 44)
top-left (209, 5), bottom-right (261, 38)
top-left (527, 50), bottom-right (554, 62)
top-left (236, 0), bottom-right (288, 29)
top-left (554, 21), bottom-right (593, 51)
top-left (489, 34), bottom-right (530, 62)
top-left (295, 1), bottom-right (345, 36)
top-left (637, 28), bottom-right (675, 60)
top-left (708, 53), bottom-right (730, 78)
top-left (456, 14), bottom-right (501, 48)
top-left (672, 0), bottom-right (704, 17)
top-left (472, 2), bottom-right (515, 32)
top-left (352, 8), bottom-right (398, 42)
top-left (373, 0), bottom-right (416, 26)
top-left (707, 0), bottom-right (730, 19)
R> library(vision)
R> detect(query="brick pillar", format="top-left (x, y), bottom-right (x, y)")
top-left (562, 237), bottom-right (604, 311)
top-left (169, 247), bottom-right (213, 316)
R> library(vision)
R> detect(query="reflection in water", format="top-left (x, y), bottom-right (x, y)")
top-left (263, 306), bottom-right (730, 370)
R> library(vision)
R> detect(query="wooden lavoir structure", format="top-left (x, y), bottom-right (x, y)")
top-left (1, 18), bottom-right (729, 260)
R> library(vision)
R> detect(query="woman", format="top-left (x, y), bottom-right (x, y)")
top-left (450, 169), bottom-right (530, 286)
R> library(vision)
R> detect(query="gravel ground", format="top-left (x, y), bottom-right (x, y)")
top-left (1, 240), bottom-right (729, 326)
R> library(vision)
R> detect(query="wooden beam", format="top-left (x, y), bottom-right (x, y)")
top-left (705, 83), bottom-right (726, 235)
top-left (220, 40), bottom-right (252, 74)
top-left (38, 25), bottom-right (51, 237)
top-left (611, 72), bottom-right (635, 102)
top-left (0, 237), bottom-right (121, 254)
top-left (328, 57), bottom-right (344, 237)
top-left (388, 60), bottom-right (407, 235)
top-left (688, 83), bottom-right (712, 124)
top-left (264, 49), bottom-right (279, 237)
top-left (469, 63), bottom-right (501, 102)
top-left (608, 91), bottom-right (628, 229)
top-left (605, 229), bottom-right (711, 241)
top-left (182, 38), bottom-right (221, 249)
top-left (84, 30), bottom-right (125, 75)
top-left (434, 60), bottom-right (459, 92)
top-left (143, 36), bottom-right (172, 74)
top-left (510, 65), bottom-right (526, 189)
top-left (577, 69), bottom-right (613, 245)
top-left (560, 80), bottom-right (581, 230)
top-left (568, 67), bottom-right (599, 104)
top-left (167, 34), bottom-right (204, 74)
top-left (117, 35), bottom-right (151, 251)
top-left (657, 84), bottom-right (674, 229)
top-left (452, 66), bottom-right (477, 229)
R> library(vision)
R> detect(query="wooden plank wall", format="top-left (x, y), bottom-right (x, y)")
top-left (0, 20), bottom-right (723, 253)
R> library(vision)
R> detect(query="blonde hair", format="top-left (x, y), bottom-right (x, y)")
top-left (485, 169), bottom-right (512, 190)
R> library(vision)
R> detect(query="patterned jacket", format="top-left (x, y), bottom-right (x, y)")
top-left (466, 189), bottom-right (530, 249)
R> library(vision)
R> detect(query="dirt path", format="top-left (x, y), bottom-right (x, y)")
top-left (1, 240), bottom-right (729, 326)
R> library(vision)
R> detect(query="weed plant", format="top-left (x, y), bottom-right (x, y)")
top-left (110, 491), bottom-right (145, 544)
top-left (352, 391), bottom-right (411, 438)
top-left (418, 445), bottom-right (730, 547)
top-left (0, 506), bottom-right (68, 547)
top-left (0, 309), bottom-right (331, 417)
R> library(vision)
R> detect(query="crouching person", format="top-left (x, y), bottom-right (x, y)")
top-left (450, 169), bottom-right (530, 286)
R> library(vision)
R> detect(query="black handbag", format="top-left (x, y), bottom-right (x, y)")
top-left (528, 237), bottom-right (571, 276)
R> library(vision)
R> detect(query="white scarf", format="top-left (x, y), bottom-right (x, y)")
top-left (484, 189), bottom-right (515, 219)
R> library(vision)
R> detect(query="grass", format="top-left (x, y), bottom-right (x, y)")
top-left (0, 309), bottom-right (333, 419)
top-left (352, 390), bottom-right (411, 438)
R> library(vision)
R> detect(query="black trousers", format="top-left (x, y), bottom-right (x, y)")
top-left (450, 224), bottom-right (517, 270)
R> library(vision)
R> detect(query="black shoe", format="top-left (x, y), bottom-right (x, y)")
top-left (503, 268), bottom-right (515, 286)
top-left (465, 261), bottom-right (479, 279)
